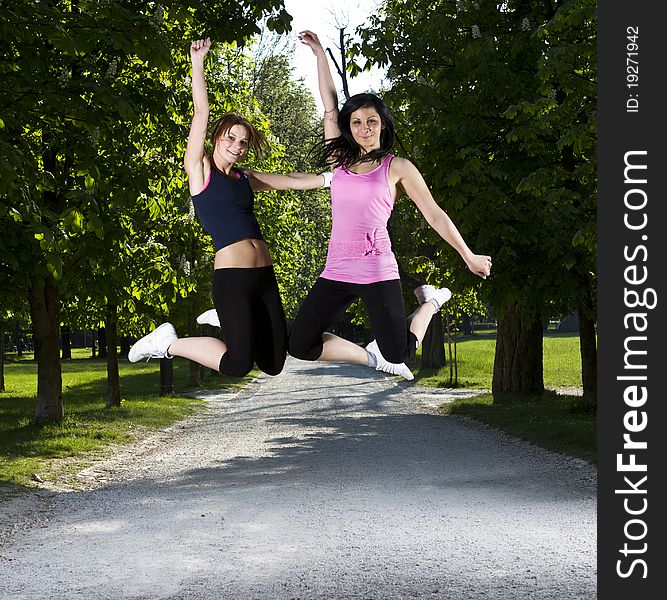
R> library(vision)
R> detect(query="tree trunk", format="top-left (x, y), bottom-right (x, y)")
top-left (445, 314), bottom-right (458, 386)
top-left (462, 314), bottom-right (473, 336)
top-left (119, 336), bottom-right (130, 359)
top-left (15, 320), bottom-right (23, 358)
top-left (325, 29), bottom-right (350, 100)
top-left (492, 303), bottom-right (544, 395)
top-left (160, 358), bottom-right (174, 395)
top-left (0, 329), bottom-right (5, 392)
top-left (188, 310), bottom-right (202, 387)
top-left (578, 304), bottom-right (597, 410)
top-left (106, 305), bottom-right (121, 408)
top-left (61, 325), bottom-right (72, 359)
top-left (98, 326), bottom-right (107, 359)
top-left (30, 279), bottom-right (64, 423)
top-left (421, 312), bottom-right (446, 369)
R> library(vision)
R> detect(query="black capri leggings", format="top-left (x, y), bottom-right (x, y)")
top-left (214, 266), bottom-right (287, 377)
top-left (288, 277), bottom-right (417, 364)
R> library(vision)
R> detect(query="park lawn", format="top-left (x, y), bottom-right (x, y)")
top-left (411, 331), bottom-right (583, 390)
top-left (0, 351), bottom-right (258, 486)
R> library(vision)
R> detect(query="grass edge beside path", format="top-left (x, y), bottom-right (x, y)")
top-left (2, 330), bottom-right (596, 488)
top-left (439, 391), bottom-right (596, 465)
top-left (408, 330), bottom-right (595, 465)
top-left (0, 354), bottom-right (258, 488)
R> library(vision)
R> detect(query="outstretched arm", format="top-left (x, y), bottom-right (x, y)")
top-left (393, 158), bottom-right (492, 279)
top-left (298, 30), bottom-right (340, 141)
top-left (243, 170), bottom-right (332, 192)
top-left (184, 38), bottom-right (211, 196)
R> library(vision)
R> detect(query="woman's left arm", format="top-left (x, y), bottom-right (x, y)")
top-left (243, 170), bottom-right (332, 192)
top-left (394, 158), bottom-right (492, 279)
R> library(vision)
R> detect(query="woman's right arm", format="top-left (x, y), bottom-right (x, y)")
top-left (298, 30), bottom-right (340, 141)
top-left (184, 38), bottom-right (211, 196)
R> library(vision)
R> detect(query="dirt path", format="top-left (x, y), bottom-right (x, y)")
top-left (0, 357), bottom-right (596, 599)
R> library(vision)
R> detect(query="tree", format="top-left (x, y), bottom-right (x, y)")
top-left (353, 0), bottom-right (596, 396)
top-left (502, 0), bottom-right (597, 406)
top-left (0, 0), bottom-right (292, 422)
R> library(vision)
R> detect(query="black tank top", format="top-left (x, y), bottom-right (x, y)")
top-left (191, 166), bottom-right (264, 252)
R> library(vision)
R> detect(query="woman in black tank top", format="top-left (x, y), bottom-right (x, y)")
top-left (128, 38), bottom-right (331, 377)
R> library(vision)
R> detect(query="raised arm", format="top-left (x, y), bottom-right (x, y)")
top-left (298, 30), bottom-right (340, 141)
top-left (184, 38), bottom-right (211, 196)
top-left (392, 158), bottom-right (492, 279)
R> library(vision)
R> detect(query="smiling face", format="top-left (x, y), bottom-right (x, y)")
top-left (349, 107), bottom-right (383, 153)
top-left (214, 124), bottom-right (249, 167)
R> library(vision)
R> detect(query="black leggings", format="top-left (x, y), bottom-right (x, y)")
top-left (288, 277), bottom-right (417, 364)
top-left (214, 266), bottom-right (287, 377)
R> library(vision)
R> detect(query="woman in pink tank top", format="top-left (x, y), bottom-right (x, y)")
top-left (287, 31), bottom-right (493, 380)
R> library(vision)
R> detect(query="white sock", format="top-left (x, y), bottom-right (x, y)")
top-left (367, 350), bottom-right (378, 368)
top-left (427, 298), bottom-right (440, 311)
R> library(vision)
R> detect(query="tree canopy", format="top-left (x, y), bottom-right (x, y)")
top-left (0, 0), bottom-right (297, 421)
top-left (351, 0), bottom-right (596, 394)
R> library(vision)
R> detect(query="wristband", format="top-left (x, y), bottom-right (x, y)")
top-left (321, 172), bottom-right (333, 188)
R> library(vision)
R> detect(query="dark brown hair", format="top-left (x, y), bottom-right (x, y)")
top-left (209, 113), bottom-right (269, 160)
top-left (312, 93), bottom-right (395, 169)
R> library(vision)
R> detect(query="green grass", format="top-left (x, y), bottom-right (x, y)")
top-left (410, 330), bottom-right (583, 390)
top-left (0, 350), bottom-right (258, 486)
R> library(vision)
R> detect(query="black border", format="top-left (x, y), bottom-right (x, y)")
top-left (598, 2), bottom-right (664, 596)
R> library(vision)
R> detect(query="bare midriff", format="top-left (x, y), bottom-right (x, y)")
top-left (213, 238), bottom-right (272, 269)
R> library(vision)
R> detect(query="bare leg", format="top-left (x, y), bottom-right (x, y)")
top-left (317, 302), bottom-right (437, 366)
top-left (318, 332), bottom-right (370, 365)
top-left (406, 302), bottom-right (437, 348)
top-left (167, 336), bottom-right (227, 371)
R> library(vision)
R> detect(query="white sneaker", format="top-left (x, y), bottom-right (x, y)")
top-left (196, 308), bottom-right (220, 328)
top-left (365, 339), bottom-right (414, 381)
top-left (128, 323), bottom-right (178, 363)
top-left (414, 285), bottom-right (452, 311)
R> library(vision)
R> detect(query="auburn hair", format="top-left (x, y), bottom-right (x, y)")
top-left (209, 113), bottom-right (269, 161)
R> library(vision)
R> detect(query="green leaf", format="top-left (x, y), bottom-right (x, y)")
top-left (46, 253), bottom-right (63, 280)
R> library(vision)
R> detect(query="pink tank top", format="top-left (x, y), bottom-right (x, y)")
top-left (321, 154), bottom-right (399, 284)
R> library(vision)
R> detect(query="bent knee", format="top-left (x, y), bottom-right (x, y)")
top-left (219, 354), bottom-right (253, 378)
top-left (378, 344), bottom-right (411, 364)
top-left (378, 332), bottom-right (417, 364)
top-left (262, 364), bottom-right (283, 376)
top-left (287, 343), bottom-right (316, 361)
top-left (257, 356), bottom-right (286, 376)
top-left (287, 335), bottom-right (321, 361)
top-left (382, 350), bottom-right (408, 364)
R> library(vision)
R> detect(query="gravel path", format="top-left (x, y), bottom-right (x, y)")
top-left (0, 357), bottom-right (596, 599)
